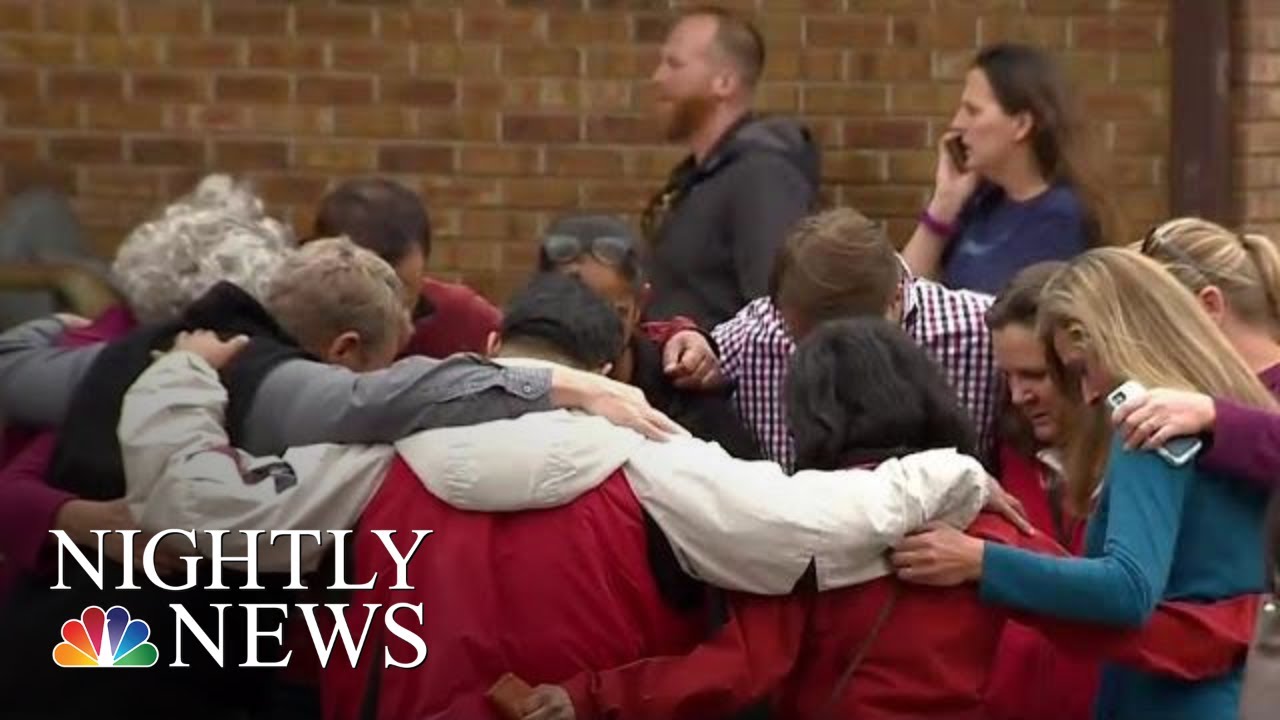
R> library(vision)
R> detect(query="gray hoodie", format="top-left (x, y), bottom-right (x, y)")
top-left (643, 115), bottom-right (821, 328)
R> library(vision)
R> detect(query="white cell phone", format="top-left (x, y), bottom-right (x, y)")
top-left (1106, 381), bottom-right (1202, 467)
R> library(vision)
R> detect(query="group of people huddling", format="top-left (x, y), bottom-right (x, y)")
top-left (0, 175), bottom-right (1274, 720)
top-left (0, 8), bottom-right (1278, 720)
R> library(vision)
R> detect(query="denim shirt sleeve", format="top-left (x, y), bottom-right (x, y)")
top-left (239, 353), bottom-right (553, 455)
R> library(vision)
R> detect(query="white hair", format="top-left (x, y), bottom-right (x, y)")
top-left (110, 174), bottom-right (295, 324)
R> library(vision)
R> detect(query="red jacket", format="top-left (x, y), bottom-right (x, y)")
top-left (322, 456), bottom-right (704, 720)
top-left (565, 513), bottom-right (1257, 720)
top-left (403, 278), bottom-right (502, 359)
top-left (986, 443), bottom-right (1096, 720)
top-left (567, 514), bottom-right (1032, 720)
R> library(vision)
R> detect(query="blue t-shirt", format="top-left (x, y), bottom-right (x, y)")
top-left (943, 183), bottom-right (1089, 295)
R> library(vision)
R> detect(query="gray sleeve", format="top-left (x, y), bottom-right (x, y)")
top-left (0, 317), bottom-right (103, 426)
top-left (240, 354), bottom-right (554, 455)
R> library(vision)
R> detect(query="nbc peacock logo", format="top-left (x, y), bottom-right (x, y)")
top-left (52, 606), bottom-right (159, 668)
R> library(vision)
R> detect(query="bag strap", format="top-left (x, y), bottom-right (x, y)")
top-left (817, 581), bottom-right (902, 720)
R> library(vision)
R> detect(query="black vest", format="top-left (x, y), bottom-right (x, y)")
top-left (1, 283), bottom-right (310, 719)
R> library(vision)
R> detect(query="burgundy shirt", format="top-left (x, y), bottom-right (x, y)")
top-left (403, 278), bottom-right (502, 359)
top-left (0, 305), bottom-right (136, 600)
top-left (1201, 363), bottom-right (1280, 489)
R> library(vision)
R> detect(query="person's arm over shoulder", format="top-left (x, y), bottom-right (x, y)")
top-left (981, 437), bottom-right (1192, 626)
top-left (1200, 399), bottom-right (1280, 490)
top-left (118, 350), bottom-right (392, 572)
top-left (0, 433), bottom-right (72, 573)
top-left (981, 514), bottom-right (1250, 679)
top-left (0, 316), bottom-right (103, 426)
top-left (564, 592), bottom-right (807, 720)
top-left (625, 441), bottom-right (991, 593)
top-left (395, 409), bottom-right (647, 512)
top-left (241, 353), bottom-right (554, 455)
top-left (725, 153), bottom-right (813, 301)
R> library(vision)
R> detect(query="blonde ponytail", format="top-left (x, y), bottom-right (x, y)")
top-left (1138, 218), bottom-right (1280, 336)
top-left (1239, 232), bottom-right (1280, 334)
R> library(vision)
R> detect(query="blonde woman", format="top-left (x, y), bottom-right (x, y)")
top-left (1115, 218), bottom-right (1280, 487)
top-left (892, 248), bottom-right (1272, 720)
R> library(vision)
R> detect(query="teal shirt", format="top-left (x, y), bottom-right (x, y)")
top-left (981, 434), bottom-right (1267, 720)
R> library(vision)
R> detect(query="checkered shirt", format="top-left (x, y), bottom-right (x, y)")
top-left (712, 276), bottom-right (999, 470)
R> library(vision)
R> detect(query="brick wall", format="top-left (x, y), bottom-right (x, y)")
top-left (1236, 0), bottom-right (1280, 239)
top-left (0, 0), bottom-right (1170, 301)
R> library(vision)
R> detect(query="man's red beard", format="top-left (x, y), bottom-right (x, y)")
top-left (661, 94), bottom-right (717, 143)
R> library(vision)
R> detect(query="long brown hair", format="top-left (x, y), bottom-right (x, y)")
top-left (974, 44), bottom-right (1118, 247)
top-left (1038, 248), bottom-right (1278, 512)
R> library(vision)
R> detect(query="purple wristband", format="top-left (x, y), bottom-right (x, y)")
top-left (920, 209), bottom-right (956, 238)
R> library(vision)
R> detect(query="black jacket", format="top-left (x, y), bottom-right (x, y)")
top-left (643, 114), bottom-right (821, 328)
top-left (629, 334), bottom-right (761, 461)
top-left (49, 282), bottom-right (307, 500)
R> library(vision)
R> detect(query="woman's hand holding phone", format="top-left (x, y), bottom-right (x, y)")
top-left (930, 131), bottom-right (980, 223)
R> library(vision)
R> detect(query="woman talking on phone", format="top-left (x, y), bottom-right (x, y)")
top-left (902, 43), bottom-right (1110, 295)
top-left (893, 249), bottom-right (1272, 720)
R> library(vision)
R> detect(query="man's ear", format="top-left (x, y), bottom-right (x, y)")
top-left (324, 331), bottom-right (364, 370)
top-left (485, 331), bottom-right (502, 358)
top-left (886, 285), bottom-right (905, 324)
top-left (711, 65), bottom-right (738, 100)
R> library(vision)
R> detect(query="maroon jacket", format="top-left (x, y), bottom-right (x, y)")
top-left (403, 278), bottom-right (502, 359)
top-left (1201, 363), bottom-right (1280, 489)
top-left (0, 305), bottom-right (135, 600)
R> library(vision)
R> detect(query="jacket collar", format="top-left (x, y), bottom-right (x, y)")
top-left (669, 111), bottom-right (756, 184)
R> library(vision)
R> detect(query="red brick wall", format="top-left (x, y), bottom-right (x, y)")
top-left (0, 0), bottom-right (1170, 301)
top-left (1236, 0), bottom-right (1280, 239)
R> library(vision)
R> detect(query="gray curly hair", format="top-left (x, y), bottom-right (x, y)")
top-left (110, 174), bottom-right (294, 324)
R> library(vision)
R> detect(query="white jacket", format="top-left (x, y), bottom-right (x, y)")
top-left (120, 352), bottom-right (992, 592)
top-left (118, 351), bottom-right (393, 572)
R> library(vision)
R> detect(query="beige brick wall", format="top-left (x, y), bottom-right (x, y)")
top-left (1237, 0), bottom-right (1280, 240)
top-left (0, 0), bottom-right (1171, 301)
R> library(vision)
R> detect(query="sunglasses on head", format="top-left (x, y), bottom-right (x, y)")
top-left (542, 233), bottom-right (637, 270)
top-left (1139, 223), bottom-right (1207, 280)
top-left (1139, 223), bottom-right (1168, 257)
